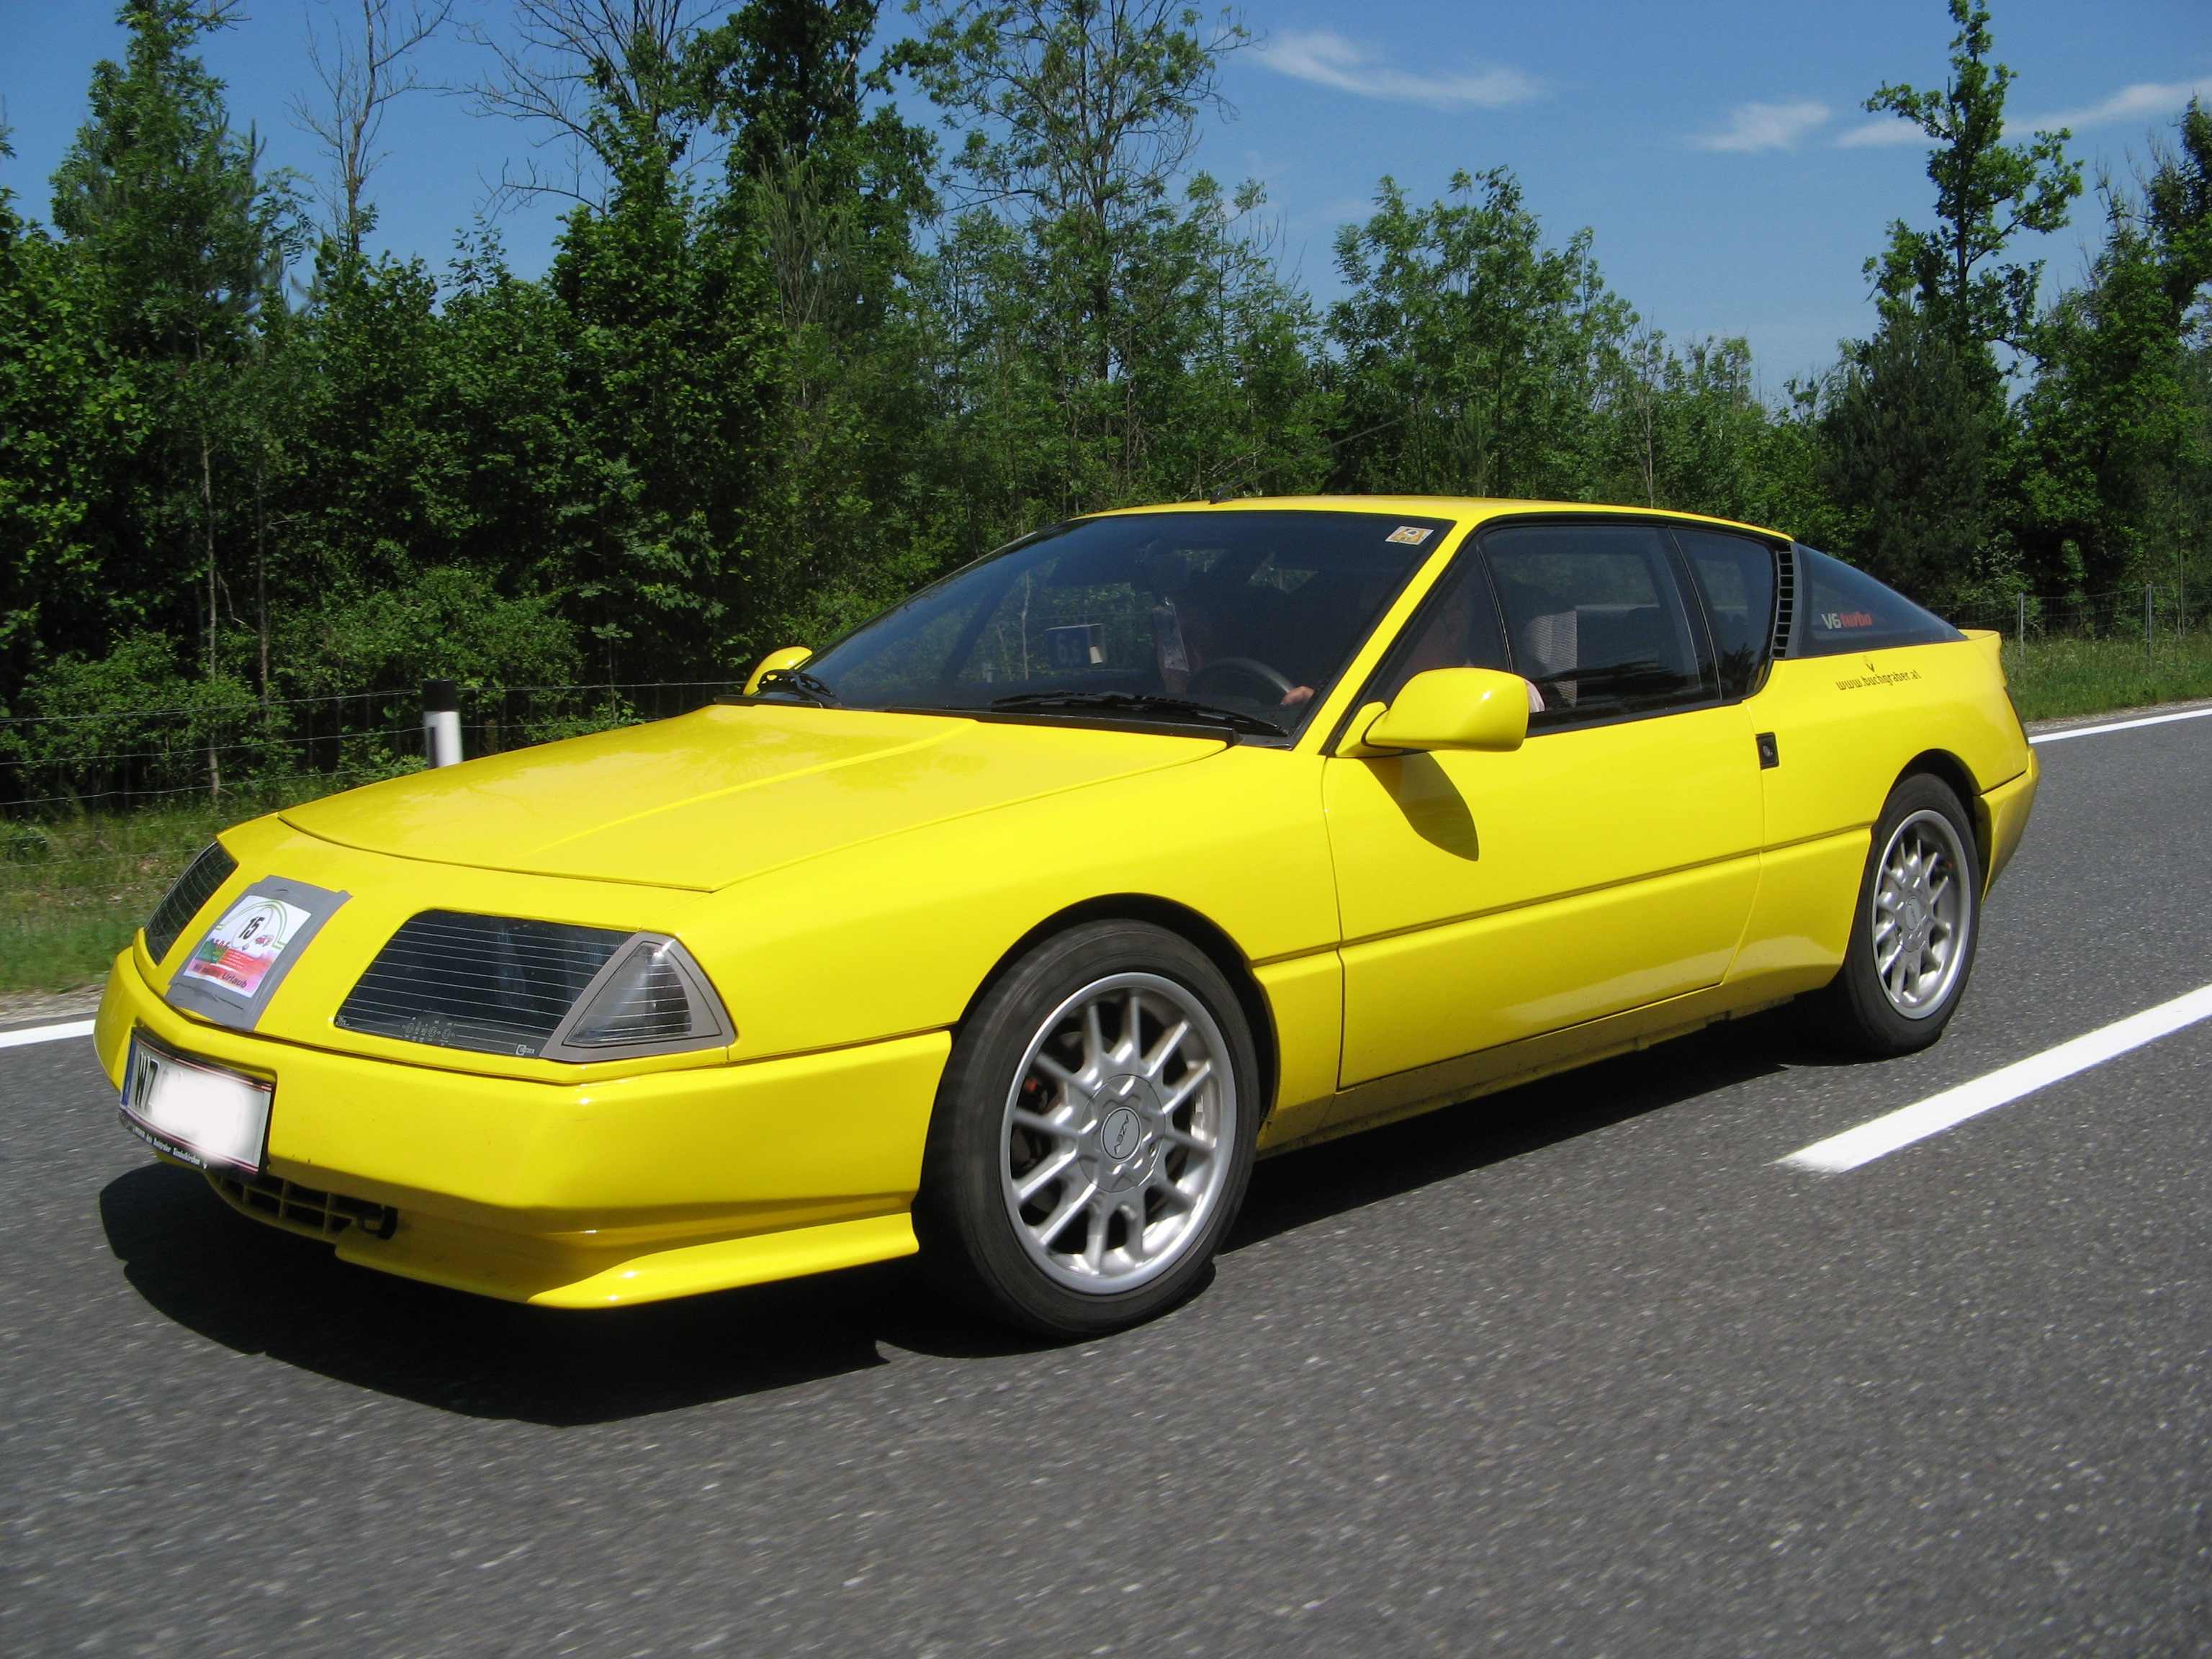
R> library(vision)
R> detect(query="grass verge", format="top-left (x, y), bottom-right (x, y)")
top-left (1, 786), bottom-right (328, 996)
top-left (2002, 631), bottom-right (2212, 722)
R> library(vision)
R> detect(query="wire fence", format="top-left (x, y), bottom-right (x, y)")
top-left (1947, 580), bottom-right (2206, 644)
top-left (0, 680), bottom-right (742, 920)
top-left (0, 679), bottom-right (740, 820)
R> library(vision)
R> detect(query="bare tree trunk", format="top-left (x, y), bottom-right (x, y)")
top-left (200, 428), bottom-right (222, 802)
top-left (254, 454), bottom-right (270, 707)
top-left (295, 0), bottom-right (453, 250)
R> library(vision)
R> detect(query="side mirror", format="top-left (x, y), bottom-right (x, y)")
top-left (1357, 667), bottom-right (1529, 754)
top-left (744, 646), bottom-right (813, 696)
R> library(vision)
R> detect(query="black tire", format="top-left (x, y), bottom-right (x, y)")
top-left (1809, 772), bottom-right (1984, 1057)
top-left (914, 920), bottom-right (1261, 1337)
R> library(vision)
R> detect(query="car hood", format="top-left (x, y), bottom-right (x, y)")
top-left (280, 704), bottom-right (1224, 891)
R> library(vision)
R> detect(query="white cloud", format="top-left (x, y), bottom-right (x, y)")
top-left (2026, 78), bottom-right (2211, 132)
top-left (1256, 30), bottom-right (1543, 111)
top-left (1689, 100), bottom-right (1830, 153)
top-left (1835, 117), bottom-right (1928, 149)
top-left (1836, 78), bottom-right (2211, 150)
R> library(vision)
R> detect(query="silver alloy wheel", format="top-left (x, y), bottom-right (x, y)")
top-left (1871, 807), bottom-right (1973, 1019)
top-left (999, 971), bottom-right (1237, 1294)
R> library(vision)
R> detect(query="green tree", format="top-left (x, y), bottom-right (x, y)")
top-left (550, 112), bottom-right (780, 682)
top-left (706, 1), bottom-right (950, 646)
top-left (1326, 169), bottom-right (1627, 500)
top-left (1825, 0), bottom-right (2080, 604)
top-left (1600, 330), bottom-right (1773, 523)
top-left (1819, 307), bottom-right (1996, 604)
top-left (2021, 101), bottom-right (2212, 594)
top-left (896, 0), bottom-right (1262, 520)
top-left (1860, 0), bottom-right (2081, 376)
top-left (0, 135), bottom-right (143, 721)
top-left (48, 0), bottom-right (307, 789)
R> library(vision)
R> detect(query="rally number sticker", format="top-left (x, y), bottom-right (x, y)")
top-left (179, 894), bottom-right (318, 999)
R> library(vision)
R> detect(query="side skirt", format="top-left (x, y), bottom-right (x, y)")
top-left (1258, 982), bottom-right (1801, 1159)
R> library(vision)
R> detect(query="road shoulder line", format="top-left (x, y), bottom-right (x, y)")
top-left (1780, 984), bottom-right (2212, 1173)
top-left (0, 1018), bottom-right (97, 1051)
top-left (2028, 706), bottom-right (2212, 746)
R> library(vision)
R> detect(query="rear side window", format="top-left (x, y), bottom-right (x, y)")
top-left (1793, 546), bottom-right (1963, 655)
top-left (1675, 529), bottom-right (1777, 699)
top-left (1483, 523), bottom-right (1714, 729)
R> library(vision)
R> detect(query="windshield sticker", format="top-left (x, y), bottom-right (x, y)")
top-left (181, 895), bottom-right (315, 999)
top-left (1046, 623), bottom-right (1106, 670)
top-left (1151, 601), bottom-right (1190, 674)
top-left (166, 875), bottom-right (349, 1032)
top-left (1820, 609), bottom-right (1876, 629)
top-left (1385, 526), bottom-right (1434, 546)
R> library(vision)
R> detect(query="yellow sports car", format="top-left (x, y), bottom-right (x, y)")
top-left (99, 498), bottom-right (2037, 1334)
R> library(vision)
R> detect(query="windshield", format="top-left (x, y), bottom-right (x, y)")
top-left (786, 510), bottom-right (1449, 739)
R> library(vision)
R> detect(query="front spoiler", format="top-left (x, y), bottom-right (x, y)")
top-left (98, 951), bottom-right (948, 1307)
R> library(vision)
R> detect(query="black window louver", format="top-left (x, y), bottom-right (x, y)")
top-left (1771, 545), bottom-right (1797, 660)
top-left (145, 842), bottom-right (238, 963)
top-left (336, 911), bottom-right (627, 1058)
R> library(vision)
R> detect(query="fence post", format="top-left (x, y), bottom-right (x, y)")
top-left (2144, 583), bottom-right (2154, 664)
top-left (2016, 591), bottom-right (2026, 649)
top-left (423, 680), bottom-right (462, 768)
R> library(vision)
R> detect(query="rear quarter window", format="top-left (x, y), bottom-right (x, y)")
top-left (1793, 546), bottom-right (1963, 656)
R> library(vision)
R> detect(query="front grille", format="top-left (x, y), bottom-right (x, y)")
top-left (210, 1169), bottom-right (398, 1241)
top-left (335, 911), bottom-right (626, 1058)
top-left (145, 842), bottom-right (237, 963)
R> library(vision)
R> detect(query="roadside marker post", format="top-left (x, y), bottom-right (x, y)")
top-left (423, 680), bottom-right (462, 769)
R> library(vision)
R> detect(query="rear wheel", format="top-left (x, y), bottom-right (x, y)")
top-left (1811, 773), bottom-right (1983, 1056)
top-left (916, 921), bottom-right (1259, 1336)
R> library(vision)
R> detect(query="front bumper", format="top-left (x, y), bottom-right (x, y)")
top-left (96, 950), bottom-right (948, 1307)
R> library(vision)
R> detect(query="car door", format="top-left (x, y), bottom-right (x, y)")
top-left (1323, 519), bottom-right (1766, 1087)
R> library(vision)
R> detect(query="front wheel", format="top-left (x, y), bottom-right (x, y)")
top-left (916, 922), bottom-right (1259, 1336)
top-left (1810, 773), bottom-right (1983, 1056)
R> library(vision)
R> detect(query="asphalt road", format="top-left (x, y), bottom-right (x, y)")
top-left (4, 717), bottom-right (2209, 1658)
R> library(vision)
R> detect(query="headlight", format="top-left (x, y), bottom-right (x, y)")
top-left (145, 842), bottom-right (238, 963)
top-left (334, 912), bottom-right (734, 1061)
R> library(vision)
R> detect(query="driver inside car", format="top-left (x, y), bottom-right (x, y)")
top-left (1149, 554), bottom-right (1321, 708)
top-left (1156, 557), bottom-right (1411, 711)
top-left (1375, 563), bottom-right (1548, 714)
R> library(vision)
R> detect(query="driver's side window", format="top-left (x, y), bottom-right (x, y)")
top-left (1483, 523), bottom-right (1713, 728)
top-left (1367, 554), bottom-right (1512, 704)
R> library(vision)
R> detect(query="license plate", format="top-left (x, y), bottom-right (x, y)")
top-left (119, 1031), bottom-right (272, 1174)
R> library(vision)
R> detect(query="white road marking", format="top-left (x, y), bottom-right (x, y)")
top-left (2030, 706), bottom-right (2212, 745)
top-left (0, 1018), bottom-right (96, 1051)
top-left (1781, 984), bottom-right (2212, 1173)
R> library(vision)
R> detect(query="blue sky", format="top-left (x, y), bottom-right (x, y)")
top-left (3, 0), bottom-right (2206, 385)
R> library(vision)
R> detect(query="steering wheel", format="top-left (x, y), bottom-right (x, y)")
top-left (1187, 655), bottom-right (1297, 701)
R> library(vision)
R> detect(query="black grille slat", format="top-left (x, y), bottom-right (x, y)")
top-left (145, 842), bottom-right (238, 963)
top-left (212, 1170), bottom-right (397, 1241)
top-left (335, 911), bottom-right (626, 1057)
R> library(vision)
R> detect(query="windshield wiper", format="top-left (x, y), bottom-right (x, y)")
top-left (754, 667), bottom-right (842, 706)
top-left (988, 690), bottom-right (1283, 738)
